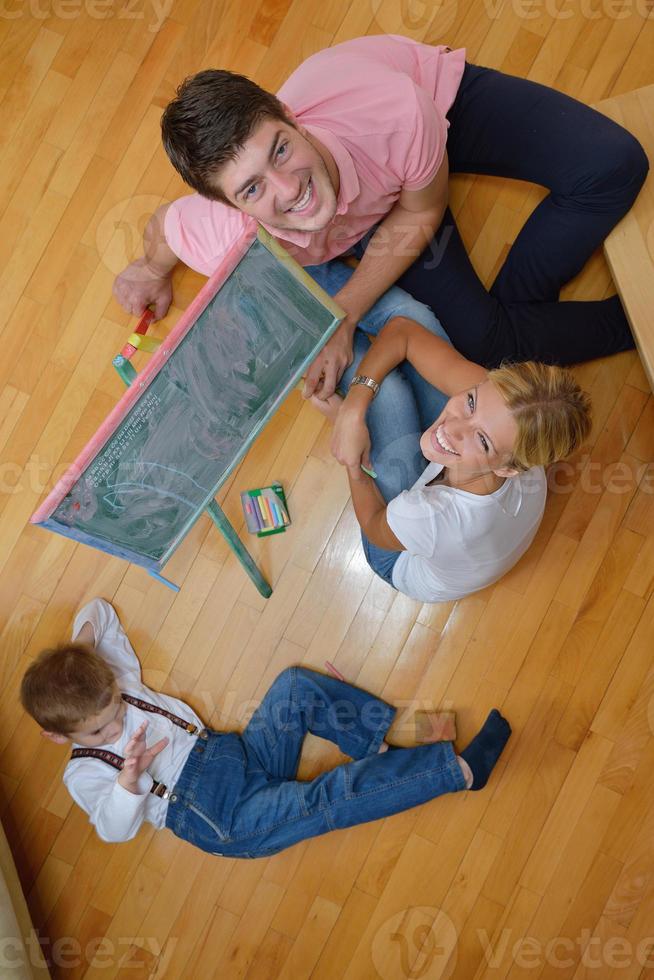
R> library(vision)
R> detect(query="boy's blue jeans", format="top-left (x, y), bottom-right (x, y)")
top-left (165, 667), bottom-right (465, 859)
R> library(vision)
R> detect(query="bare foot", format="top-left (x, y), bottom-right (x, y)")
top-left (309, 392), bottom-right (343, 423)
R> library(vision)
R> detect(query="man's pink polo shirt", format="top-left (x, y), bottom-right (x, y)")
top-left (164, 35), bottom-right (466, 276)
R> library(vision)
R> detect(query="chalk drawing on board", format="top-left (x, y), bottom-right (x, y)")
top-left (31, 228), bottom-right (345, 580)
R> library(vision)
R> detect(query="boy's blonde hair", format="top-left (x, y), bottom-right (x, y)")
top-left (487, 361), bottom-right (592, 472)
top-left (20, 644), bottom-right (116, 735)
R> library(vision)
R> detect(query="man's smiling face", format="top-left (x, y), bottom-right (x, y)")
top-left (215, 117), bottom-right (339, 233)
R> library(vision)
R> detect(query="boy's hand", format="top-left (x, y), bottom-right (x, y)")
top-left (117, 721), bottom-right (169, 794)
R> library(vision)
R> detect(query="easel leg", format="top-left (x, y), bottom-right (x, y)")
top-left (206, 500), bottom-right (272, 598)
top-left (148, 570), bottom-right (180, 592)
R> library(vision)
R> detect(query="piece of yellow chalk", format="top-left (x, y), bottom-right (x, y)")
top-left (262, 494), bottom-right (276, 526)
top-left (127, 333), bottom-right (162, 353)
top-left (254, 494), bottom-right (268, 526)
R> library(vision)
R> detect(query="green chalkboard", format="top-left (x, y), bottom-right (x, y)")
top-left (33, 232), bottom-right (343, 571)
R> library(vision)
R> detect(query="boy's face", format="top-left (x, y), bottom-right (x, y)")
top-left (45, 688), bottom-right (126, 747)
top-left (216, 117), bottom-right (338, 233)
top-left (68, 691), bottom-right (126, 746)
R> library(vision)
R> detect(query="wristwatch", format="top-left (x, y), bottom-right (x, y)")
top-left (350, 375), bottom-right (380, 399)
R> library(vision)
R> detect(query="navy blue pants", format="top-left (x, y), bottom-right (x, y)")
top-left (394, 63), bottom-right (649, 367)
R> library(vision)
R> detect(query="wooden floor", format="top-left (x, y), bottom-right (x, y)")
top-left (1, 1), bottom-right (654, 977)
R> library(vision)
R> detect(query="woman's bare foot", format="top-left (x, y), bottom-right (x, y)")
top-left (309, 392), bottom-right (343, 423)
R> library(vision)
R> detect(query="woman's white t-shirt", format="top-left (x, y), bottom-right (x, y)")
top-left (386, 463), bottom-right (547, 603)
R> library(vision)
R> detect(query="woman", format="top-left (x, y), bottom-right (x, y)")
top-left (316, 317), bottom-right (592, 603)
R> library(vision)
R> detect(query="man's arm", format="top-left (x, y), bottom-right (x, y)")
top-left (352, 313), bottom-right (483, 396)
top-left (112, 203), bottom-right (178, 320)
top-left (303, 154), bottom-right (450, 401)
top-left (334, 154), bottom-right (450, 325)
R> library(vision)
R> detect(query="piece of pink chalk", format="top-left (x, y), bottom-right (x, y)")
top-left (325, 661), bottom-right (346, 681)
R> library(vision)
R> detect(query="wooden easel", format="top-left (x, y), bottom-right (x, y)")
top-left (113, 310), bottom-right (272, 598)
top-left (33, 229), bottom-right (344, 600)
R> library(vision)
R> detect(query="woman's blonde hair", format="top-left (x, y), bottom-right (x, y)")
top-left (487, 361), bottom-right (592, 471)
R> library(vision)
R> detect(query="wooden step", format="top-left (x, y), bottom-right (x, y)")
top-left (596, 84), bottom-right (654, 390)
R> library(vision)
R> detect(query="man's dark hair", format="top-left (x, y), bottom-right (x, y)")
top-left (161, 70), bottom-right (292, 203)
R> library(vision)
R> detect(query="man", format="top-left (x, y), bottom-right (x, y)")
top-left (113, 34), bottom-right (648, 399)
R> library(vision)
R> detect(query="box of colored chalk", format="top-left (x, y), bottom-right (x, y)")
top-left (240, 483), bottom-right (291, 537)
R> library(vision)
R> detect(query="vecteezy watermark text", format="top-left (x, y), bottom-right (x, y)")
top-left (0, 0), bottom-right (173, 32)
top-left (369, 0), bottom-right (654, 33)
top-left (0, 931), bottom-right (177, 971)
top-left (483, 0), bottom-right (654, 19)
top-left (479, 928), bottom-right (654, 970)
top-left (372, 907), bottom-right (458, 980)
top-left (4, 452), bottom-right (654, 506)
top-left (368, 914), bottom-right (654, 979)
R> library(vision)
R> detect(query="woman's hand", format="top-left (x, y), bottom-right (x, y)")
top-left (331, 404), bottom-right (372, 473)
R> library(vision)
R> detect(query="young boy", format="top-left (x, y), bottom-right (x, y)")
top-left (20, 598), bottom-right (511, 858)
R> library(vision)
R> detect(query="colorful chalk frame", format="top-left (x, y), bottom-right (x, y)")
top-left (30, 226), bottom-right (345, 596)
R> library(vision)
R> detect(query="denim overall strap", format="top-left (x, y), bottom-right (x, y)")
top-left (69, 746), bottom-right (170, 798)
top-left (70, 694), bottom-right (201, 798)
top-left (120, 693), bottom-right (200, 734)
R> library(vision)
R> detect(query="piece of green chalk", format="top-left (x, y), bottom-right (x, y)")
top-left (361, 465), bottom-right (377, 479)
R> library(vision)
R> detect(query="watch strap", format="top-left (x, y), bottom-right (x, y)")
top-left (350, 375), bottom-right (380, 398)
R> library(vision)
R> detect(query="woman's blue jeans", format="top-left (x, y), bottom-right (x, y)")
top-left (165, 667), bottom-right (465, 858)
top-left (308, 260), bottom-right (449, 585)
top-left (308, 259), bottom-right (450, 503)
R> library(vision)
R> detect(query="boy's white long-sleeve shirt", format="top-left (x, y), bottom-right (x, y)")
top-left (63, 599), bottom-right (203, 843)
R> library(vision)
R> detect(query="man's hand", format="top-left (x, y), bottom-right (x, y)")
top-left (117, 721), bottom-right (169, 794)
top-left (331, 404), bottom-right (372, 473)
top-left (303, 322), bottom-right (354, 400)
top-left (112, 258), bottom-right (173, 320)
